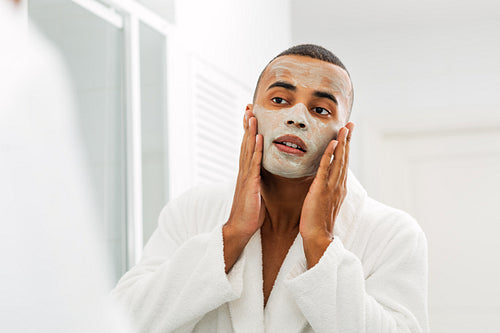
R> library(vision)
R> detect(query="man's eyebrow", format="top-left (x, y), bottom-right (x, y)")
top-left (266, 81), bottom-right (296, 91)
top-left (266, 81), bottom-right (338, 105)
top-left (314, 91), bottom-right (338, 105)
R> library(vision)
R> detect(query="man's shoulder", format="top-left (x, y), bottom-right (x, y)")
top-left (352, 195), bottom-right (428, 280)
top-left (158, 181), bottom-right (235, 234)
top-left (360, 195), bottom-right (424, 239)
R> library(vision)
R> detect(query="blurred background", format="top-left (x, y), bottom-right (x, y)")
top-left (17, 0), bottom-right (500, 331)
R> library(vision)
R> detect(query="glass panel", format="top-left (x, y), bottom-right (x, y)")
top-left (29, 0), bottom-right (127, 283)
top-left (140, 23), bottom-right (168, 245)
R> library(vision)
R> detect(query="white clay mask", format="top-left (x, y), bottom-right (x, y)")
top-left (253, 104), bottom-right (338, 178)
top-left (267, 57), bottom-right (353, 109)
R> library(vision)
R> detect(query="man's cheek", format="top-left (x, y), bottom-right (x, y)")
top-left (254, 114), bottom-right (267, 144)
top-left (321, 127), bottom-right (339, 146)
top-left (307, 128), bottom-right (329, 151)
top-left (332, 129), bottom-right (340, 141)
top-left (253, 111), bottom-right (267, 136)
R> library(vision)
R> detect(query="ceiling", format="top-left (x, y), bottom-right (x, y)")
top-left (291, 0), bottom-right (500, 41)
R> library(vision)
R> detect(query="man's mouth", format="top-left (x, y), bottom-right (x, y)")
top-left (273, 135), bottom-right (307, 154)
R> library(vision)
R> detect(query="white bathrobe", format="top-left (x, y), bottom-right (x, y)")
top-left (112, 169), bottom-right (429, 333)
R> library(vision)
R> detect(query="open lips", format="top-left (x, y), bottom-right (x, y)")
top-left (273, 135), bottom-right (307, 153)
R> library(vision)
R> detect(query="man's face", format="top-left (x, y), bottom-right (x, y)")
top-left (250, 55), bottom-right (352, 178)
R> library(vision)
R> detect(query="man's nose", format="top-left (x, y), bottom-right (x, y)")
top-left (285, 119), bottom-right (306, 129)
top-left (284, 105), bottom-right (308, 129)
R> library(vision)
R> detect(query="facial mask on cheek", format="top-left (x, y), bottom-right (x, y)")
top-left (253, 104), bottom-right (337, 178)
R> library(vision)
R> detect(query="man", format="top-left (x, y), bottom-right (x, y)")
top-left (112, 44), bottom-right (429, 333)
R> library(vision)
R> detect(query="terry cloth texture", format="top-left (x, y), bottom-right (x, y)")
top-left (111, 169), bottom-right (429, 333)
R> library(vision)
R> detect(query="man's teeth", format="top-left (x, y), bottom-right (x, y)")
top-left (281, 141), bottom-right (300, 149)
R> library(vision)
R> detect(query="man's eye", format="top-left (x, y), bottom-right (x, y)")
top-left (271, 97), bottom-right (287, 104)
top-left (313, 107), bottom-right (330, 115)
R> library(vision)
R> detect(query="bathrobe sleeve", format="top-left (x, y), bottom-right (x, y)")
top-left (111, 188), bottom-right (245, 333)
top-left (284, 211), bottom-right (429, 333)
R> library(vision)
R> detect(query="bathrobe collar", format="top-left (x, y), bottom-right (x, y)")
top-left (227, 169), bottom-right (368, 332)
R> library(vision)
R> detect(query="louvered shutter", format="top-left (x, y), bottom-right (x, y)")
top-left (191, 59), bottom-right (252, 185)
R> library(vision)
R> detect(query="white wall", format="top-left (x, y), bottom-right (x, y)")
top-left (291, 0), bottom-right (500, 182)
top-left (175, 0), bottom-right (292, 90)
top-left (365, 113), bottom-right (500, 333)
top-left (291, 0), bottom-right (500, 113)
top-left (167, 0), bottom-right (292, 198)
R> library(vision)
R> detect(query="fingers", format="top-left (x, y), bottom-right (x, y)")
top-left (345, 122), bottom-right (355, 142)
top-left (328, 126), bottom-right (349, 186)
top-left (245, 117), bottom-right (257, 166)
top-left (238, 118), bottom-right (249, 171)
top-left (340, 123), bottom-right (355, 187)
top-left (316, 140), bottom-right (338, 182)
top-left (242, 108), bottom-right (255, 131)
top-left (239, 112), bottom-right (256, 170)
top-left (248, 134), bottom-right (263, 179)
top-left (238, 114), bottom-right (260, 181)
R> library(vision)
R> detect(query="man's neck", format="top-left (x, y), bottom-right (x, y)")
top-left (260, 168), bottom-right (314, 234)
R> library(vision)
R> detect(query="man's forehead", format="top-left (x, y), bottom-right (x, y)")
top-left (261, 55), bottom-right (351, 94)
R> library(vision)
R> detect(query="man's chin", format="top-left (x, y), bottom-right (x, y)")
top-left (261, 165), bottom-right (317, 182)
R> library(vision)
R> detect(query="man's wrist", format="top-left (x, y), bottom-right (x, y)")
top-left (302, 234), bottom-right (333, 269)
top-left (223, 221), bottom-right (254, 244)
top-left (300, 228), bottom-right (333, 244)
top-left (222, 222), bottom-right (252, 274)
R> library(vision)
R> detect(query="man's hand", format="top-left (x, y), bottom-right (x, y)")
top-left (222, 109), bottom-right (265, 273)
top-left (299, 123), bottom-right (355, 268)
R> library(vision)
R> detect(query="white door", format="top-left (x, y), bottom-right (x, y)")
top-left (359, 110), bottom-right (500, 333)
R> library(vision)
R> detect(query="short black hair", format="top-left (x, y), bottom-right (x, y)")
top-left (253, 44), bottom-right (354, 118)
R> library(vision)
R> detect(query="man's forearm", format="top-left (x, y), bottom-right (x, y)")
top-left (222, 224), bottom-right (252, 274)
